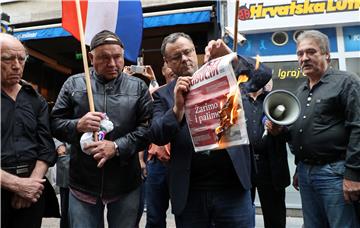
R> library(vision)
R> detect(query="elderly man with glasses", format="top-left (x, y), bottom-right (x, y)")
top-left (1, 33), bottom-right (58, 228)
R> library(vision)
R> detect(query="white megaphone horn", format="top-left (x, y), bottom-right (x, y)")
top-left (262, 90), bottom-right (301, 138)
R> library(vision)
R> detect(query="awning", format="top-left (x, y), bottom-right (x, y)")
top-left (14, 26), bottom-right (71, 41)
top-left (143, 6), bottom-right (212, 28)
top-left (14, 6), bottom-right (213, 41)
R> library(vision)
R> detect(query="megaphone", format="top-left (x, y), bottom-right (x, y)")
top-left (262, 90), bottom-right (301, 137)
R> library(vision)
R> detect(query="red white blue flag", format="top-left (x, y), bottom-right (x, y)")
top-left (62, 0), bottom-right (143, 62)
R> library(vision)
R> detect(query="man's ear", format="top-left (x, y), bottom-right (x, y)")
top-left (88, 52), bottom-right (94, 65)
top-left (326, 53), bottom-right (331, 62)
top-left (163, 57), bottom-right (168, 65)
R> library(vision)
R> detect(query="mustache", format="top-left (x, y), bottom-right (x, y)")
top-left (300, 61), bottom-right (311, 70)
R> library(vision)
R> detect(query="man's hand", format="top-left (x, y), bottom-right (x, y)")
top-left (265, 120), bottom-right (283, 136)
top-left (56, 144), bottom-right (67, 156)
top-left (204, 39), bottom-right (233, 63)
top-left (173, 76), bottom-right (192, 122)
top-left (84, 140), bottom-right (117, 168)
top-left (14, 177), bottom-right (45, 202)
top-left (292, 172), bottom-right (299, 191)
top-left (76, 112), bottom-right (103, 133)
top-left (343, 178), bottom-right (360, 202)
top-left (156, 147), bottom-right (170, 162)
top-left (143, 65), bottom-right (156, 81)
top-left (11, 194), bottom-right (32, 209)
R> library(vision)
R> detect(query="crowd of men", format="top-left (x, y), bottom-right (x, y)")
top-left (1, 28), bottom-right (359, 228)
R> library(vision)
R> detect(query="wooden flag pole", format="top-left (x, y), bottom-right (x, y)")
top-left (233, 0), bottom-right (240, 52)
top-left (74, 0), bottom-right (98, 141)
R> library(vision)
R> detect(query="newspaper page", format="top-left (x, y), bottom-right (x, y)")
top-left (185, 53), bottom-right (249, 152)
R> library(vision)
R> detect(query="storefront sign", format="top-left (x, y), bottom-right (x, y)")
top-left (277, 68), bottom-right (306, 80)
top-left (226, 0), bottom-right (359, 33)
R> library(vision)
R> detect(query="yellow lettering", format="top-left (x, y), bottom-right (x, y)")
top-left (289, 1), bottom-right (297, 14)
top-left (264, 6), bottom-right (277, 18)
top-left (278, 68), bottom-right (306, 79)
top-left (295, 2), bottom-right (304, 15)
top-left (278, 6), bottom-right (290, 16)
top-left (336, 0), bottom-right (348, 10)
top-left (278, 69), bottom-right (286, 80)
top-left (303, 0), bottom-right (315, 14)
top-left (327, 0), bottom-right (337, 11)
top-left (249, 0), bottom-right (360, 20)
top-left (355, 0), bottom-right (360, 10)
top-left (250, 4), bottom-right (263, 18)
top-left (314, 2), bottom-right (325, 12)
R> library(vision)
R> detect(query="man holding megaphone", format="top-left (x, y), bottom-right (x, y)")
top-left (242, 79), bottom-right (291, 228)
top-left (289, 30), bottom-right (360, 227)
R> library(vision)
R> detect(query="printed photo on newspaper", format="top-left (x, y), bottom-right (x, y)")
top-left (185, 53), bottom-right (249, 152)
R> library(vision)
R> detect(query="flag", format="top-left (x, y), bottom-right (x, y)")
top-left (62, 0), bottom-right (143, 62)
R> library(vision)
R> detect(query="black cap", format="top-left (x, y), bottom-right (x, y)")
top-left (90, 30), bottom-right (124, 51)
top-left (236, 56), bottom-right (272, 93)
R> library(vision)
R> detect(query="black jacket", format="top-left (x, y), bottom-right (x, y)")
top-left (242, 91), bottom-right (290, 189)
top-left (51, 68), bottom-right (152, 197)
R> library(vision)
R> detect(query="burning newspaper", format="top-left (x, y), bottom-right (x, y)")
top-left (185, 53), bottom-right (249, 152)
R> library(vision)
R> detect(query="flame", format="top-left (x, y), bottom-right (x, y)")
top-left (230, 92), bottom-right (239, 125)
top-left (237, 74), bottom-right (249, 84)
top-left (215, 88), bottom-right (241, 142)
top-left (215, 99), bottom-right (225, 136)
top-left (216, 54), bottom-right (262, 143)
top-left (255, 54), bottom-right (260, 70)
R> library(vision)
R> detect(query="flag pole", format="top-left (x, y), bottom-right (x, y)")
top-left (233, 0), bottom-right (240, 52)
top-left (74, 0), bottom-right (98, 141)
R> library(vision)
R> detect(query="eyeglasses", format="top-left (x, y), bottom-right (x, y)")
top-left (166, 48), bottom-right (195, 63)
top-left (1, 54), bottom-right (28, 64)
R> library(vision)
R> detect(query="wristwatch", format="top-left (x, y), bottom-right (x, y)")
top-left (113, 142), bottom-right (119, 156)
top-left (150, 79), bottom-right (158, 87)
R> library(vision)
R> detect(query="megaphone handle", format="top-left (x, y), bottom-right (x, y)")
top-left (262, 128), bottom-right (268, 139)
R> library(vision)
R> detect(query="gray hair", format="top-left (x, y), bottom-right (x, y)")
top-left (296, 30), bottom-right (330, 54)
top-left (160, 32), bottom-right (194, 57)
top-left (0, 33), bottom-right (27, 54)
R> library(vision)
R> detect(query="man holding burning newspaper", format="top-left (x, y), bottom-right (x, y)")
top-left (150, 32), bottom-right (272, 227)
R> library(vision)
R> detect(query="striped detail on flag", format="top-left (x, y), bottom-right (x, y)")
top-left (62, 0), bottom-right (143, 62)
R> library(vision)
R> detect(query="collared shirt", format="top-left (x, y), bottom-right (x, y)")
top-left (242, 92), bottom-right (268, 153)
top-left (1, 82), bottom-right (56, 167)
top-left (290, 68), bottom-right (360, 180)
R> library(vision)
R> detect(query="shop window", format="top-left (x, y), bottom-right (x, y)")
top-left (346, 58), bottom-right (360, 77)
top-left (271, 32), bottom-right (288, 46)
top-left (293, 30), bottom-right (304, 42)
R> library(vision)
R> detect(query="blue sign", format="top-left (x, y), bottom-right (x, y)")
top-left (227, 28), bottom-right (338, 57)
top-left (14, 27), bottom-right (71, 41)
top-left (343, 26), bottom-right (360, 52)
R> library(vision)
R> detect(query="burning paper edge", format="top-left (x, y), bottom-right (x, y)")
top-left (215, 54), bottom-right (261, 144)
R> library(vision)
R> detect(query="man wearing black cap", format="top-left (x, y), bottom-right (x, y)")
top-left (241, 81), bottom-right (290, 228)
top-left (150, 33), bottom-right (272, 227)
top-left (51, 30), bottom-right (152, 227)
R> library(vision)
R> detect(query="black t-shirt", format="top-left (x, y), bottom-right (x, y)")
top-left (189, 149), bottom-right (242, 190)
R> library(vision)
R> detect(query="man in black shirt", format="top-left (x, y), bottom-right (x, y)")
top-left (242, 85), bottom-right (290, 228)
top-left (290, 30), bottom-right (360, 227)
top-left (1, 33), bottom-right (57, 227)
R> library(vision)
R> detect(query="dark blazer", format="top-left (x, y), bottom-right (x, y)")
top-left (150, 79), bottom-right (252, 215)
